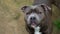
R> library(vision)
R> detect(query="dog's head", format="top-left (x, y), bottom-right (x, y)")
top-left (21, 4), bottom-right (51, 28)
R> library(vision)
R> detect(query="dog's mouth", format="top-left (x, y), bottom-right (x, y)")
top-left (30, 20), bottom-right (37, 28)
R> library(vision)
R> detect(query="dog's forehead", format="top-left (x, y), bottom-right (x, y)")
top-left (25, 5), bottom-right (38, 13)
top-left (30, 5), bottom-right (44, 12)
top-left (30, 5), bottom-right (38, 9)
top-left (25, 5), bottom-right (44, 13)
top-left (30, 5), bottom-right (43, 10)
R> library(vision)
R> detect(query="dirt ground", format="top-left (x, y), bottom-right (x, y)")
top-left (0, 0), bottom-right (33, 34)
top-left (0, 0), bottom-right (60, 34)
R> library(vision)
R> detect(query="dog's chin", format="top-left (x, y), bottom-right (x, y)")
top-left (30, 20), bottom-right (37, 28)
top-left (31, 25), bottom-right (36, 28)
top-left (31, 23), bottom-right (37, 28)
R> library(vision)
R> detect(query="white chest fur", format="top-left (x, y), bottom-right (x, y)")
top-left (34, 26), bottom-right (42, 34)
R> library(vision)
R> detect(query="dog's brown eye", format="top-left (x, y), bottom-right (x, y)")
top-left (37, 12), bottom-right (42, 14)
top-left (26, 12), bottom-right (31, 15)
top-left (39, 12), bottom-right (42, 14)
top-left (26, 13), bottom-right (29, 15)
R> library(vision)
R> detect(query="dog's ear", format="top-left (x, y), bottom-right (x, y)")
top-left (21, 6), bottom-right (28, 10)
top-left (41, 4), bottom-right (51, 11)
top-left (21, 6), bottom-right (29, 13)
top-left (41, 4), bottom-right (52, 15)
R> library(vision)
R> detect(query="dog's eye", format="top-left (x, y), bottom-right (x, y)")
top-left (26, 12), bottom-right (31, 15)
top-left (34, 9), bottom-right (42, 14)
top-left (37, 12), bottom-right (42, 14)
top-left (39, 12), bottom-right (42, 14)
top-left (26, 13), bottom-right (30, 15)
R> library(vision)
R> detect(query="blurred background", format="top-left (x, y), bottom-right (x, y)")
top-left (0, 0), bottom-right (60, 34)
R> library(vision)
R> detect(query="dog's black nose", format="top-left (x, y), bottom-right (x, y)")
top-left (30, 17), bottom-right (36, 20)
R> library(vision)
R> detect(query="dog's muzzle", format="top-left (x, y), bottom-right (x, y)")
top-left (30, 17), bottom-right (38, 28)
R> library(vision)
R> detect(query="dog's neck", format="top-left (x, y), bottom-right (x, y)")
top-left (34, 26), bottom-right (42, 34)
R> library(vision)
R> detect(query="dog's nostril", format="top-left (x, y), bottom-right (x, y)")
top-left (30, 17), bottom-right (36, 20)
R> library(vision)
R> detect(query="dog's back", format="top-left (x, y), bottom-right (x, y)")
top-left (33, 0), bottom-right (51, 7)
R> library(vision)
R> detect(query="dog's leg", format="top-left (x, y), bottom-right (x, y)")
top-left (33, 0), bottom-right (60, 9)
top-left (33, 0), bottom-right (51, 7)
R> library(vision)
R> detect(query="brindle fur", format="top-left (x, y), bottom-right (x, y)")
top-left (21, 0), bottom-right (60, 34)
top-left (21, 5), bottom-right (52, 34)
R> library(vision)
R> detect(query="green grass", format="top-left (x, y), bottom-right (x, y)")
top-left (53, 18), bottom-right (60, 30)
top-left (0, 0), bottom-right (33, 34)
top-left (13, 13), bottom-right (20, 20)
top-left (52, 5), bottom-right (60, 34)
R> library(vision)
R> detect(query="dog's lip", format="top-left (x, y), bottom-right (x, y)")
top-left (31, 24), bottom-right (36, 28)
top-left (30, 20), bottom-right (37, 25)
top-left (31, 22), bottom-right (37, 28)
top-left (32, 22), bottom-right (36, 25)
top-left (31, 21), bottom-right (36, 25)
top-left (30, 20), bottom-right (37, 27)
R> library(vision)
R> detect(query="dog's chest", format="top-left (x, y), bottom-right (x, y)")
top-left (34, 26), bottom-right (42, 34)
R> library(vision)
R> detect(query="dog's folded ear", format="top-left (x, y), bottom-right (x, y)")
top-left (40, 4), bottom-right (52, 15)
top-left (21, 6), bottom-right (29, 13)
top-left (21, 6), bottom-right (28, 10)
top-left (41, 4), bottom-right (51, 11)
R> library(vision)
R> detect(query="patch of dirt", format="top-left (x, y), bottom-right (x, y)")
top-left (0, 0), bottom-right (33, 34)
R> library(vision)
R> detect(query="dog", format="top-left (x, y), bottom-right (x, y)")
top-left (21, 4), bottom-right (52, 34)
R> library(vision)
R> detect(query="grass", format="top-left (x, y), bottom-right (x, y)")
top-left (0, 0), bottom-right (33, 34)
top-left (52, 5), bottom-right (60, 34)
